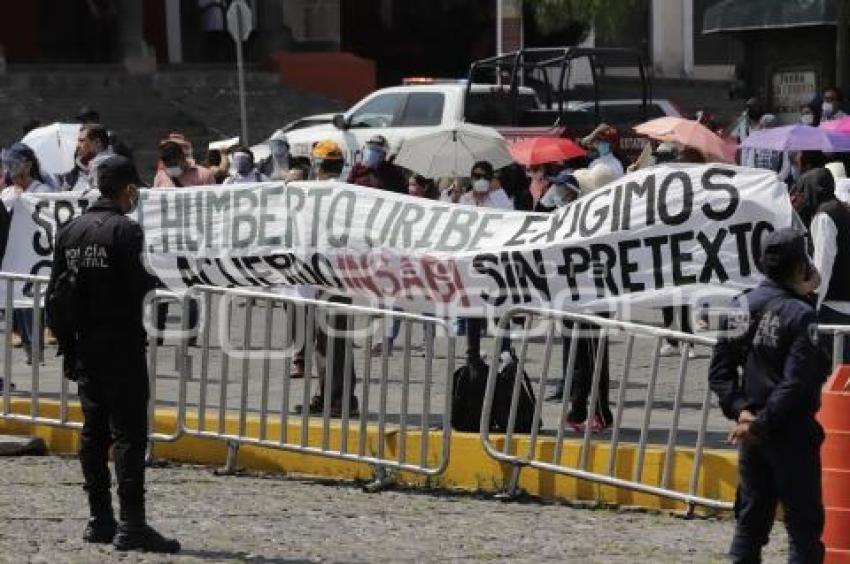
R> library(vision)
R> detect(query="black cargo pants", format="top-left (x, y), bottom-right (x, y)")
top-left (77, 333), bottom-right (149, 523)
top-left (730, 417), bottom-right (825, 564)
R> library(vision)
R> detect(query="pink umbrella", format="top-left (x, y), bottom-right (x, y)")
top-left (634, 116), bottom-right (734, 163)
top-left (820, 117), bottom-right (850, 135)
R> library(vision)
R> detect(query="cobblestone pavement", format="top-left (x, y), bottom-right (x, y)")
top-left (0, 456), bottom-right (788, 564)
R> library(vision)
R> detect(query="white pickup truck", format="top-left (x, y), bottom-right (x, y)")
top-left (278, 47), bottom-right (678, 170)
top-left (284, 81), bottom-right (543, 166)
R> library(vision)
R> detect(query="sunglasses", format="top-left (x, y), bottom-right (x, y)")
top-left (471, 172), bottom-right (492, 180)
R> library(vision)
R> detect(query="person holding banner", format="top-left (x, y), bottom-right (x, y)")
top-left (48, 155), bottom-right (180, 553)
top-left (461, 161), bottom-right (514, 368)
top-left (296, 140), bottom-right (359, 416)
top-left (153, 141), bottom-right (215, 188)
top-left (1, 143), bottom-right (54, 364)
top-left (222, 145), bottom-right (269, 185)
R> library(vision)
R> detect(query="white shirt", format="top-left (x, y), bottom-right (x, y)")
top-left (589, 153), bottom-right (624, 179)
top-left (811, 211), bottom-right (850, 314)
top-left (1, 179), bottom-right (54, 211)
top-left (835, 178), bottom-right (850, 205)
top-left (459, 188), bottom-right (513, 210)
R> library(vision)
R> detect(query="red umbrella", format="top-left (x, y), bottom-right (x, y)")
top-left (509, 136), bottom-right (586, 165)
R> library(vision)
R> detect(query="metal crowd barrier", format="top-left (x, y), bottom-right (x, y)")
top-left (172, 285), bottom-right (456, 480)
top-left (818, 324), bottom-right (850, 370)
top-left (480, 305), bottom-right (729, 512)
top-left (0, 273), bottom-right (184, 444)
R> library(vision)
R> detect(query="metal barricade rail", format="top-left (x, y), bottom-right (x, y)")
top-left (0, 272), bottom-right (185, 444)
top-left (173, 285), bottom-right (456, 479)
top-left (480, 305), bottom-right (729, 512)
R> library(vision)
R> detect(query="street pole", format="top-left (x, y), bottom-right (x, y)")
top-left (236, 7), bottom-right (249, 145)
top-left (496, 0), bottom-right (503, 56)
top-left (838, 0), bottom-right (849, 95)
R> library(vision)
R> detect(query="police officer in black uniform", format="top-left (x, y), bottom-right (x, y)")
top-left (709, 228), bottom-right (827, 563)
top-left (48, 156), bottom-right (180, 553)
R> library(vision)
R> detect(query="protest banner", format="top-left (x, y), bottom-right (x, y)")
top-left (0, 164), bottom-right (794, 315)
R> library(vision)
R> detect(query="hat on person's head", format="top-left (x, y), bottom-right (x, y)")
top-left (597, 127), bottom-right (619, 144)
top-left (761, 228), bottom-right (811, 281)
top-left (311, 140), bottom-right (344, 161)
top-left (98, 155), bottom-right (143, 197)
top-left (573, 164), bottom-right (616, 193)
top-left (826, 161), bottom-right (847, 180)
top-left (75, 106), bottom-right (100, 123)
top-left (269, 130), bottom-right (289, 146)
top-left (365, 134), bottom-right (389, 150)
top-left (2, 142), bottom-right (36, 165)
top-left (547, 169), bottom-right (581, 195)
top-left (159, 141), bottom-right (186, 164)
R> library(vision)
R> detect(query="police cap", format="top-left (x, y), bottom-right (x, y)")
top-left (761, 228), bottom-right (810, 280)
top-left (98, 155), bottom-right (143, 197)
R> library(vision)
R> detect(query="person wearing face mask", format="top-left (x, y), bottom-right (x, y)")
top-left (535, 169), bottom-right (580, 212)
top-left (61, 124), bottom-right (113, 193)
top-left (581, 125), bottom-right (624, 180)
top-left (526, 164), bottom-right (549, 206)
top-left (347, 134), bottom-right (407, 194)
top-left (223, 145), bottom-right (269, 185)
top-left (459, 161), bottom-right (513, 370)
top-left (459, 161), bottom-right (513, 209)
top-left (259, 131), bottom-right (292, 181)
top-left (153, 141), bottom-right (215, 188)
top-left (1, 143), bottom-right (55, 365)
top-left (800, 97), bottom-right (823, 127)
top-left (821, 87), bottom-right (847, 122)
top-left (47, 156), bottom-right (180, 553)
top-left (789, 150), bottom-right (827, 191)
top-left (805, 166), bottom-right (850, 365)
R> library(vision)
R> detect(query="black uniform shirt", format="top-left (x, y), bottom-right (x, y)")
top-left (48, 198), bottom-right (155, 340)
top-left (709, 278), bottom-right (827, 439)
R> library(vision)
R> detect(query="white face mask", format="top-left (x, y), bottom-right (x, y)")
top-left (801, 114), bottom-right (815, 126)
top-left (165, 166), bottom-right (183, 178)
top-left (472, 178), bottom-right (490, 193)
top-left (823, 102), bottom-right (835, 116)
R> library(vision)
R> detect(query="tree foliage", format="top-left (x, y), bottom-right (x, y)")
top-left (526, 0), bottom-right (643, 40)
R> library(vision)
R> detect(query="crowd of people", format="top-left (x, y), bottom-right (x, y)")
top-left (4, 86), bottom-right (850, 429)
top-left (1, 82), bottom-right (846, 556)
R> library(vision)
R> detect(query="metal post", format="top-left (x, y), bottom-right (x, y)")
top-left (235, 10), bottom-right (249, 145)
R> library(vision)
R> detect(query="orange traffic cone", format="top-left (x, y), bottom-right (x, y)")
top-left (818, 364), bottom-right (850, 563)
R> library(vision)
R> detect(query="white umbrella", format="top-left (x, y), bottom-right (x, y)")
top-left (394, 122), bottom-right (514, 178)
top-left (21, 123), bottom-right (81, 175)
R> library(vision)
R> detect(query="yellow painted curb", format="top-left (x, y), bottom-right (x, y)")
top-left (0, 399), bottom-right (737, 511)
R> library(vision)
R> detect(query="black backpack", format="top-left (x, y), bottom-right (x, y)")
top-left (492, 354), bottom-right (537, 434)
top-left (450, 360), bottom-right (489, 432)
top-left (450, 355), bottom-right (538, 434)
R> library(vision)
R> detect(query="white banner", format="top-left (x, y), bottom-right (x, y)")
top-left (1, 164), bottom-right (794, 315)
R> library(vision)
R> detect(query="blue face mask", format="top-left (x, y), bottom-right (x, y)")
top-left (363, 147), bottom-right (385, 169)
top-left (596, 141), bottom-right (611, 156)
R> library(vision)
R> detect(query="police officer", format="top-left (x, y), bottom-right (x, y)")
top-left (47, 156), bottom-right (180, 553)
top-left (709, 228), bottom-right (827, 563)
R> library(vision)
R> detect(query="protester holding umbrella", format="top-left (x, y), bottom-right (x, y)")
top-left (509, 136), bottom-right (585, 208)
top-left (635, 116), bottom-right (735, 163)
top-left (1, 143), bottom-right (54, 365)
